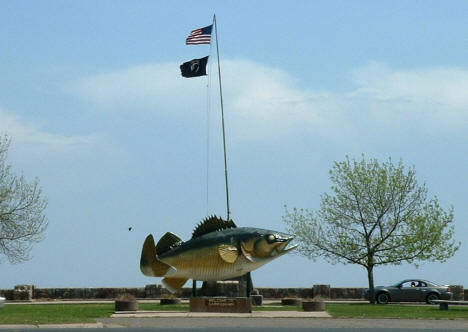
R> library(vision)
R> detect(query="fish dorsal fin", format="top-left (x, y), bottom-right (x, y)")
top-left (155, 232), bottom-right (183, 255)
top-left (192, 215), bottom-right (237, 239)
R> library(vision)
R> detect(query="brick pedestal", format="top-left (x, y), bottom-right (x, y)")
top-left (313, 284), bottom-right (330, 299)
top-left (13, 285), bottom-right (34, 301)
top-left (449, 285), bottom-right (464, 301)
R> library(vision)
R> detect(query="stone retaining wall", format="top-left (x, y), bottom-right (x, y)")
top-left (0, 285), bottom-right (317, 300)
top-left (0, 284), bottom-right (463, 301)
top-left (330, 287), bottom-right (366, 299)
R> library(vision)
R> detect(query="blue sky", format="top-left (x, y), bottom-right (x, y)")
top-left (1, 1), bottom-right (468, 289)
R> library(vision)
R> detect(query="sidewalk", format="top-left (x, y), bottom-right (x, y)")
top-left (111, 310), bottom-right (331, 318)
top-left (4, 298), bottom-right (367, 305)
top-left (0, 311), bottom-right (330, 330)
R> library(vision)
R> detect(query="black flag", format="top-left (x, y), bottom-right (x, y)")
top-left (180, 56), bottom-right (209, 78)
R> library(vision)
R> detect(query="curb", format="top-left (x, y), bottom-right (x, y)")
top-left (111, 310), bottom-right (331, 318)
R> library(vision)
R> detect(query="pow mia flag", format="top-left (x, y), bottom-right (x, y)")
top-left (180, 56), bottom-right (209, 78)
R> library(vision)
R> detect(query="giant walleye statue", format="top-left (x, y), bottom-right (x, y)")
top-left (140, 216), bottom-right (297, 292)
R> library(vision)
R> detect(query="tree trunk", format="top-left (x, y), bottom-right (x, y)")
top-left (367, 265), bottom-right (375, 304)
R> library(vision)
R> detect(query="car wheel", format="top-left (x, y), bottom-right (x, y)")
top-left (426, 293), bottom-right (439, 304)
top-left (376, 292), bottom-right (390, 305)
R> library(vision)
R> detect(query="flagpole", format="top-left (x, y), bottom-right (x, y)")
top-left (213, 14), bottom-right (231, 221)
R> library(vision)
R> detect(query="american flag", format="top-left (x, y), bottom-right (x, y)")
top-left (186, 24), bottom-right (213, 45)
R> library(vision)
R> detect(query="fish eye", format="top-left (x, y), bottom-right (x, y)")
top-left (266, 234), bottom-right (275, 243)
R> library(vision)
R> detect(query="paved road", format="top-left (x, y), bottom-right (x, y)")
top-left (2, 317), bottom-right (468, 331)
top-left (97, 317), bottom-right (468, 330)
top-left (2, 318), bottom-right (468, 331)
top-left (2, 327), bottom-right (467, 332)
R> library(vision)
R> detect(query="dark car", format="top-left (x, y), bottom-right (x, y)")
top-left (364, 279), bottom-right (452, 304)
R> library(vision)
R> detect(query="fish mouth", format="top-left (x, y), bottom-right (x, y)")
top-left (271, 237), bottom-right (298, 257)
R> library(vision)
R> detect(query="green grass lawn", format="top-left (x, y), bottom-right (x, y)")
top-left (1, 302), bottom-right (468, 325)
top-left (0, 303), bottom-right (192, 325)
top-left (0, 304), bottom-right (114, 325)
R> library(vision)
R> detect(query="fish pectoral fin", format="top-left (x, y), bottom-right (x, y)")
top-left (243, 253), bottom-right (255, 262)
top-left (218, 244), bottom-right (238, 263)
top-left (240, 242), bottom-right (256, 262)
top-left (140, 234), bottom-right (175, 277)
top-left (241, 239), bottom-right (255, 252)
top-left (240, 244), bottom-right (265, 263)
top-left (162, 277), bottom-right (188, 293)
top-left (243, 252), bottom-right (263, 263)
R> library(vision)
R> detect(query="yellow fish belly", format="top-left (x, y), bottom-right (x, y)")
top-left (161, 245), bottom-right (257, 281)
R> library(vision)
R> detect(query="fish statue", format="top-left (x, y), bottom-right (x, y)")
top-left (140, 216), bottom-right (297, 292)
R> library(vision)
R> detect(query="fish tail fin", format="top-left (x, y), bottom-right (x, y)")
top-left (140, 234), bottom-right (174, 277)
top-left (162, 277), bottom-right (188, 293)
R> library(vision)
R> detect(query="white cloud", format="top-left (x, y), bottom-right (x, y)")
top-left (68, 60), bottom-right (468, 143)
top-left (68, 63), bottom-right (205, 114)
top-left (220, 60), bottom-right (351, 142)
top-left (0, 107), bottom-right (98, 154)
top-left (68, 60), bottom-right (350, 141)
top-left (351, 62), bottom-right (468, 107)
top-left (349, 62), bottom-right (468, 126)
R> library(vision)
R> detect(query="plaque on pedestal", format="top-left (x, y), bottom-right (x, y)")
top-left (189, 297), bottom-right (252, 313)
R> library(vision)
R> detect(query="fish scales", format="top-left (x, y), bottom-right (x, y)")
top-left (162, 245), bottom-right (241, 280)
top-left (140, 219), bottom-right (297, 292)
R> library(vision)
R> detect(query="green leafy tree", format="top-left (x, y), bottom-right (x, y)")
top-left (0, 135), bottom-right (48, 263)
top-left (284, 155), bottom-right (459, 304)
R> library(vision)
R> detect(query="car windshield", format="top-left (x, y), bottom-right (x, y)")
top-left (392, 280), bottom-right (439, 287)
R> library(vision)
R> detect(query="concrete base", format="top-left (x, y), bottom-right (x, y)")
top-left (160, 298), bottom-right (181, 305)
top-left (112, 310), bottom-right (331, 318)
top-left (281, 298), bottom-right (302, 306)
top-left (303, 300), bottom-right (326, 311)
top-left (251, 294), bottom-right (263, 306)
top-left (115, 300), bottom-right (138, 311)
